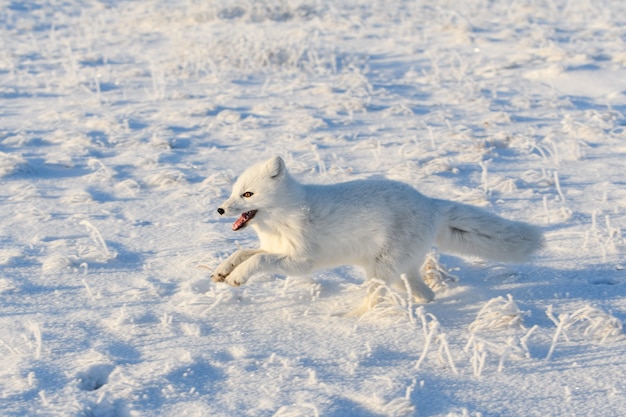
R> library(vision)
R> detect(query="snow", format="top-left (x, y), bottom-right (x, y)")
top-left (1, 0), bottom-right (625, 416)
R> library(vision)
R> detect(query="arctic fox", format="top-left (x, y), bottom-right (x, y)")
top-left (212, 156), bottom-right (543, 311)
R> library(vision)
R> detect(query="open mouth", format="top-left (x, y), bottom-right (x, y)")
top-left (232, 210), bottom-right (257, 231)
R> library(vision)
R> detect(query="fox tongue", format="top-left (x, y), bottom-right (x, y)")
top-left (232, 210), bottom-right (257, 231)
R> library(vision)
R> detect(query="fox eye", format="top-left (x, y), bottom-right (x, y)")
top-left (242, 191), bottom-right (254, 198)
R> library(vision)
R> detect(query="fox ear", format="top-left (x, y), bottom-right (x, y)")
top-left (266, 156), bottom-right (285, 179)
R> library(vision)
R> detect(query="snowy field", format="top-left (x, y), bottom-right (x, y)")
top-left (1, 0), bottom-right (626, 416)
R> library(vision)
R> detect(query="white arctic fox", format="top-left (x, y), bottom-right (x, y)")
top-left (212, 156), bottom-right (543, 311)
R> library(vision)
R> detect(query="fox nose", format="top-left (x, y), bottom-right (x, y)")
top-left (217, 208), bottom-right (225, 215)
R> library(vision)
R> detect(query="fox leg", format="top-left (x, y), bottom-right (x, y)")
top-left (394, 268), bottom-right (435, 303)
top-left (391, 252), bottom-right (435, 303)
top-left (354, 254), bottom-right (434, 315)
top-left (222, 253), bottom-right (313, 287)
top-left (349, 262), bottom-right (399, 315)
top-left (211, 249), bottom-right (263, 283)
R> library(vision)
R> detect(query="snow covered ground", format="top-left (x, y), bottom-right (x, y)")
top-left (1, 0), bottom-right (625, 415)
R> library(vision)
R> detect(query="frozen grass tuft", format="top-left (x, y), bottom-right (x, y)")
top-left (87, 158), bottom-right (115, 182)
top-left (465, 295), bottom-right (534, 376)
top-left (415, 307), bottom-right (458, 374)
top-left (41, 220), bottom-right (116, 274)
top-left (584, 211), bottom-right (624, 262)
top-left (358, 279), bottom-right (415, 322)
top-left (79, 220), bottom-right (117, 263)
top-left (114, 179), bottom-right (141, 197)
top-left (421, 251), bottom-right (459, 292)
top-left (0, 321), bottom-right (43, 359)
top-left (545, 305), bottom-right (623, 360)
top-left (381, 396), bottom-right (416, 417)
top-left (144, 170), bottom-right (187, 188)
top-left (468, 294), bottom-right (528, 333)
top-left (41, 255), bottom-right (74, 274)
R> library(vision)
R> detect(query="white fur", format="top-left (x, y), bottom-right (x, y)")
top-left (212, 156), bottom-right (544, 311)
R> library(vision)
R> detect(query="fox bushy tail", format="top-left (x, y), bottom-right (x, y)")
top-left (434, 200), bottom-right (544, 263)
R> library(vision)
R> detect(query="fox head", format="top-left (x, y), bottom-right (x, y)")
top-left (217, 156), bottom-right (292, 231)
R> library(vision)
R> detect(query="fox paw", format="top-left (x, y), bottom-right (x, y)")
top-left (211, 261), bottom-right (236, 283)
top-left (210, 272), bottom-right (227, 283)
top-left (223, 270), bottom-right (248, 287)
top-left (211, 268), bottom-right (246, 287)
